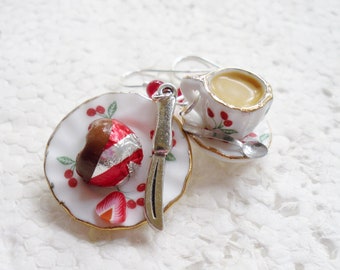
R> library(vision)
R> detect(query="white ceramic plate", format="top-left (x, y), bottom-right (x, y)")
top-left (44, 92), bottom-right (192, 230)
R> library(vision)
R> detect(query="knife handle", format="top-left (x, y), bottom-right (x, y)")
top-left (152, 84), bottom-right (177, 156)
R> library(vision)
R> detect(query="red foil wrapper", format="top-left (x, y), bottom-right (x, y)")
top-left (76, 118), bottom-right (143, 187)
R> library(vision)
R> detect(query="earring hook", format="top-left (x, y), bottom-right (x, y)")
top-left (119, 55), bottom-right (220, 88)
top-left (119, 70), bottom-right (151, 88)
top-left (171, 55), bottom-right (220, 82)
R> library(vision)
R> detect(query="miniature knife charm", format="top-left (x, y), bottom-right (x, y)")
top-left (145, 83), bottom-right (177, 230)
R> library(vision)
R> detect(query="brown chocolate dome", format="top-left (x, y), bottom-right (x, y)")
top-left (76, 118), bottom-right (112, 182)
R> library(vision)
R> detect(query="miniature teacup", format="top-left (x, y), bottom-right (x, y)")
top-left (180, 68), bottom-right (273, 140)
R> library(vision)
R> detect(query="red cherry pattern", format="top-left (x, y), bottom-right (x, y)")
top-left (207, 108), bottom-right (234, 127)
top-left (220, 111), bottom-right (228, 120)
top-left (222, 114), bottom-right (232, 127)
top-left (137, 183), bottom-right (146, 192)
top-left (224, 120), bottom-right (233, 127)
top-left (172, 139), bottom-right (177, 147)
top-left (220, 110), bottom-right (233, 127)
top-left (125, 182), bottom-right (147, 209)
top-left (64, 169), bottom-right (73, 179)
top-left (87, 105), bottom-right (106, 117)
top-left (86, 108), bottom-right (96, 116)
top-left (207, 108), bottom-right (214, 118)
top-left (85, 101), bottom-right (117, 119)
top-left (68, 178), bottom-right (78, 188)
top-left (150, 130), bottom-right (155, 139)
top-left (127, 199), bottom-right (137, 209)
top-left (96, 105), bottom-right (105, 114)
top-left (136, 198), bottom-right (144, 206)
top-left (64, 169), bottom-right (77, 188)
top-left (177, 88), bottom-right (182, 97)
top-left (127, 198), bottom-right (145, 208)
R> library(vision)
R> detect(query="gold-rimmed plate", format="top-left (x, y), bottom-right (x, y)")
top-left (44, 92), bottom-right (192, 230)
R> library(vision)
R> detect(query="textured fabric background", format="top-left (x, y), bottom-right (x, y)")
top-left (1, 0), bottom-right (340, 269)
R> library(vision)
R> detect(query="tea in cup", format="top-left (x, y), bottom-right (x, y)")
top-left (180, 68), bottom-right (273, 140)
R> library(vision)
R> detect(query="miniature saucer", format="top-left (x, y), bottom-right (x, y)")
top-left (44, 92), bottom-right (192, 230)
top-left (181, 112), bottom-right (271, 162)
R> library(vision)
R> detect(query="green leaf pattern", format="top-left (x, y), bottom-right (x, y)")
top-left (57, 156), bottom-right (75, 165)
top-left (166, 152), bottom-right (176, 161)
top-left (259, 133), bottom-right (270, 143)
top-left (220, 128), bottom-right (238, 135)
top-left (107, 101), bottom-right (117, 118)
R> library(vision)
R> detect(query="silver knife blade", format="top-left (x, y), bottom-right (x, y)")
top-left (144, 156), bottom-right (165, 230)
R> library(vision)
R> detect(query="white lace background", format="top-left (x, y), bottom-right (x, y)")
top-left (1, 0), bottom-right (340, 269)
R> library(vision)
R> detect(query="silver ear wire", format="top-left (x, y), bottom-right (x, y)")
top-left (120, 55), bottom-right (220, 88)
top-left (120, 69), bottom-right (178, 88)
top-left (171, 55), bottom-right (220, 82)
top-left (120, 70), bottom-right (152, 88)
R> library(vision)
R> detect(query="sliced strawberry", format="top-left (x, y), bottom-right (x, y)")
top-left (95, 191), bottom-right (127, 224)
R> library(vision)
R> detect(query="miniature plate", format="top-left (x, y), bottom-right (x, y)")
top-left (181, 112), bottom-right (271, 162)
top-left (44, 92), bottom-right (192, 230)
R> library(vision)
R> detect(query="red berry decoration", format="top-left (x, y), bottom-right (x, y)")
top-left (68, 178), bottom-right (78, 188)
top-left (136, 198), bottom-right (144, 206)
top-left (96, 105), bottom-right (105, 114)
top-left (172, 139), bottom-right (177, 147)
top-left (86, 108), bottom-right (96, 116)
top-left (127, 199), bottom-right (137, 209)
top-left (224, 120), bottom-right (233, 127)
top-left (64, 169), bottom-right (73, 179)
top-left (150, 130), bottom-right (155, 139)
top-left (176, 88), bottom-right (185, 103)
top-left (207, 108), bottom-right (214, 118)
top-left (137, 183), bottom-right (146, 192)
top-left (248, 132), bottom-right (257, 137)
top-left (177, 88), bottom-right (182, 97)
top-left (146, 80), bottom-right (163, 98)
top-left (220, 111), bottom-right (229, 120)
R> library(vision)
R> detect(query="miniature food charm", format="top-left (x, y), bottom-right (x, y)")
top-left (95, 191), bottom-right (127, 224)
top-left (76, 118), bottom-right (143, 187)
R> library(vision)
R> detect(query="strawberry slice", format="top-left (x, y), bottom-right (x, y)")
top-left (95, 191), bottom-right (127, 224)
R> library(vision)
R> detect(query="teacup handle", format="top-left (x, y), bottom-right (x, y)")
top-left (180, 90), bottom-right (200, 116)
top-left (180, 75), bottom-right (205, 99)
top-left (179, 76), bottom-right (205, 116)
